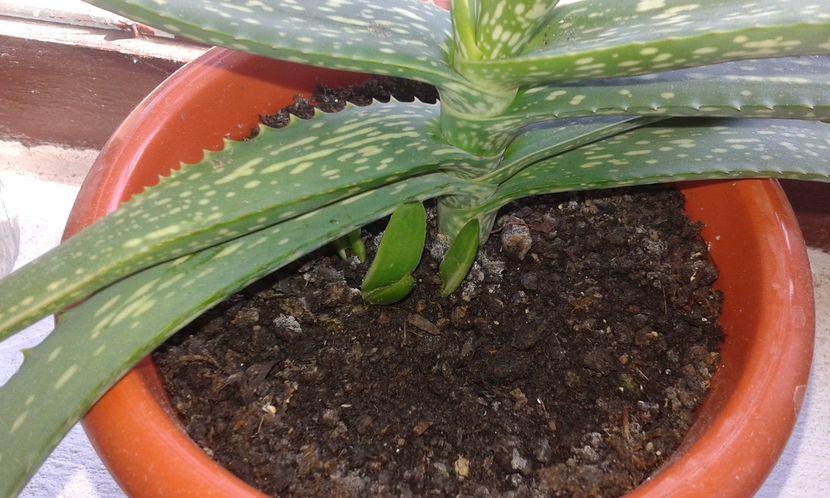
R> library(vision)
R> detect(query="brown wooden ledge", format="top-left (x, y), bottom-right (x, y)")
top-left (0, 15), bottom-right (205, 148)
top-left (781, 180), bottom-right (830, 252)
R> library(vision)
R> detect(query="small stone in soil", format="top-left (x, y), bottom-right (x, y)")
top-left (407, 314), bottom-right (440, 335)
top-left (499, 216), bottom-right (533, 260)
top-left (454, 456), bottom-right (470, 480)
top-left (413, 420), bottom-right (432, 436)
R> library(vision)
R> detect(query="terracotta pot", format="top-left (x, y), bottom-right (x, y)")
top-left (68, 48), bottom-right (814, 497)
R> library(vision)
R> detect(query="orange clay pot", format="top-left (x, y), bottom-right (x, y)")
top-left (67, 47), bottom-right (814, 498)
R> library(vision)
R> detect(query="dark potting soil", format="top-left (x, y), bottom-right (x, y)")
top-left (153, 79), bottom-right (723, 497)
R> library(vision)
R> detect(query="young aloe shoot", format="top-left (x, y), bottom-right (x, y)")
top-left (1, 0), bottom-right (830, 496)
top-left (361, 202), bottom-right (427, 304)
top-left (439, 218), bottom-right (480, 297)
top-left (333, 229), bottom-right (367, 263)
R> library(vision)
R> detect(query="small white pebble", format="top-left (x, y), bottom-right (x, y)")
top-left (454, 456), bottom-right (470, 479)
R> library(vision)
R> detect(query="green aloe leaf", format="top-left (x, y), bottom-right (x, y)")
top-left (435, 116), bottom-right (662, 237)
top-left (350, 232), bottom-right (368, 263)
top-left (450, 115), bottom-right (662, 177)
top-left (361, 201), bottom-right (427, 304)
top-left (489, 119), bottom-right (830, 210)
top-left (84, 0), bottom-right (459, 88)
top-left (450, 0), bottom-right (482, 62)
top-left (476, 0), bottom-right (560, 59)
top-left (362, 273), bottom-right (417, 305)
top-left (498, 117), bottom-right (663, 180)
top-left (333, 229), bottom-right (367, 262)
top-left (0, 173), bottom-right (465, 498)
top-left (455, 0), bottom-right (830, 87)
top-left (507, 56), bottom-right (830, 120)
top-left (0, 100), bottom-right (471, 340)
top-left (439, 218), bottom-right (479, 296)
top-left (457, 56), bottom-right (830, 150)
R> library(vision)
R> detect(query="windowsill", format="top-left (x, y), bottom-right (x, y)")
top-left (0, 4), bottom-right (206, 148)
top-left (0, 0), bottom-right (179, 37)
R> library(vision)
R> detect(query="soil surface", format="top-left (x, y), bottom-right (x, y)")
top-left (154, 80), bottom-right (723, 497)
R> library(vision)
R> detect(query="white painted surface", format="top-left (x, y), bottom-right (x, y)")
top-left (0, 0), bottom-right (175, 37)
top-left (760, 248), bottom-right (830, 497)
top-left (0, 139), bottom-right (828, 496)
top-left (0, 0), bottom-right (206, 63)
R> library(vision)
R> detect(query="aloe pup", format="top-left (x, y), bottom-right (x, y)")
top-left (1, 0), bottom-right (830, 495)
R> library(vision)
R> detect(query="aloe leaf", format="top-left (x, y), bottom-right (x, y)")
top-left (84, 0), bottom-right (459, 87)
top-left (435, 116), bottom-right (662, 236)
top-left (333, 233), bottom-right (352, 261)
top-left (332, 229), bottom-right (366, 262)
top-left (336, 229), bottom-right (367, 263)
top-left (350, 230), bottom-right (368, 263)
top-left (0, 174), bottom-right (465, 498)
top-left (451, 115), bottom-right (662, 176)
top-left (439, 0), bottom-right (522, 118)
top-left (439, 218), bottom-right (479, 296)
top-left (486, 119), bottom-right (830, 211)
top-left (0, 101), bottom-right (471, 340)
top-left (361, 201), bottom-right (427, 303)
top-left (457, 56), bottom-right (830, 151)
top-left (362, 274), bottom-right (417, 305)
top-left (499, 117), bottom-right (663, 178)
top-left (508, 56), bottom-right (830, 120)
top-left (475, 0), bottom-right (559, 59)
top-left (456, 0), bottom-right (830, 87)
top-left (450, 0), bottom-right (482, 62)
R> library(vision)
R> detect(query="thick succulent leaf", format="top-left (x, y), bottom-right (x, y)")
top-left (506, 56), bottom-right (830, 121)
top-left (439, 218), bottom-right (479, 296)
top-left (361, 201), bottom-right (427, 303)
top-left (446, 56), bottom-right (830, 154)
top-left (476, 0), bottom-right (560, 59)
top-left (362, 274), bottom-right (417, 305)
top-left (84, 0), bottom-right (459, 87)
top-left (450, 0), bottom-right (482, 61)
top-left (485, 116), bottom-right (663, 184)
top-left (333, 229), bottom-right (367, 262)
top-left (0, 173), bottom-right (465, 498)
top-left (435, 116), bottom-right (660, 236)
top-left (457, 56), bottom-right (830, 151)
top-left (486, 119), bottom-right (830, 210)
top-left (455, 0), bottom-right (830, 86)
top-left (0, 100), bottom-right (473, 340)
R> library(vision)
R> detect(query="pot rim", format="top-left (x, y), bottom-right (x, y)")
top-left (71, 47), bottom-right (814, 498)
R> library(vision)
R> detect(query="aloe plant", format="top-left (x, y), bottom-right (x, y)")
top-left (1, 0), bottom-right (830, 495)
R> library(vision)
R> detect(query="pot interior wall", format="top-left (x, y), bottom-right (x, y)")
top-left (630, 179), bottom-right (813, 497)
